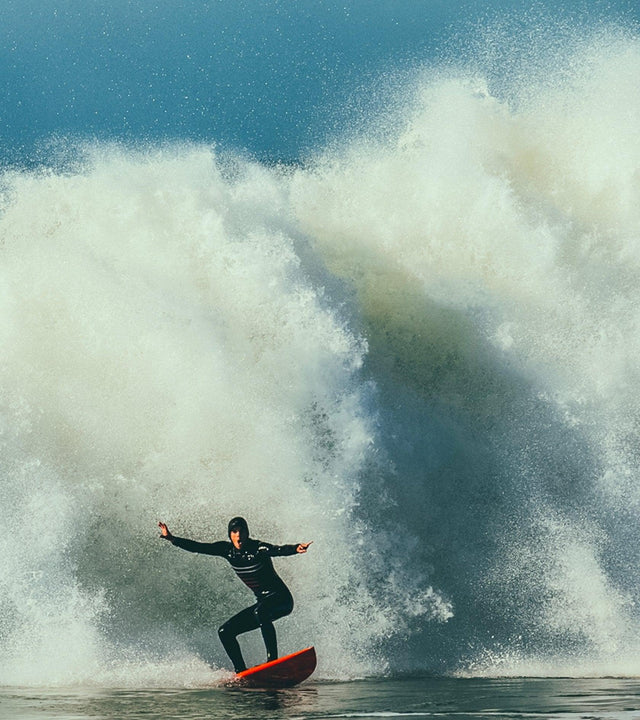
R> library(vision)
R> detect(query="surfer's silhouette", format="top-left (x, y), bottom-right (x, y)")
top-left (158, 517), bottom-right (311, 673)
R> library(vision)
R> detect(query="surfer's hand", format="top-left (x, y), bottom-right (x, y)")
top-left (158, 521), bottom-right (173, 540)
top-left (296, 542), bottom-right (312, 553)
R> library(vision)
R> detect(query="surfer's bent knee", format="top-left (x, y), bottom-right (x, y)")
top-left (218, 623), bottom-right (230, 639)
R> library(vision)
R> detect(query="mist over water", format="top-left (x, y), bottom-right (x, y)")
top-left (2, 14), bottom-right (640, 685)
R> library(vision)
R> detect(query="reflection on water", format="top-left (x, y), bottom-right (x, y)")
top-left (2, 677), bottom-right (640, 720)
top-left (0, 684), bottom-right (321, 720)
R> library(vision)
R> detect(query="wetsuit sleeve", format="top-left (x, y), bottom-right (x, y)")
top-left (258, 541), bottom-right (299, 557)
top-left (168, 536), bottom-right (229, 556)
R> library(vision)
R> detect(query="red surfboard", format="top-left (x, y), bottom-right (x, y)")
top-left (236, 646), bottom-right (317, 688)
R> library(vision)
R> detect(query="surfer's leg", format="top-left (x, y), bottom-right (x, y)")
top-left (256, 612), bottom-right (278, 662)
top-left (255, 593), bottom-right (294, 662)
top-left (218, 605), bottom-right (260, 673)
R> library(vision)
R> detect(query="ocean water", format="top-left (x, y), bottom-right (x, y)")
top-left (4, 677), bottom-right (640, 720)
top-left (2, 1), bottom-right (640, 718)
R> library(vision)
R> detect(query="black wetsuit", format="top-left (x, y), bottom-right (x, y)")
top-left (168, 535), bottom-right (297, 672)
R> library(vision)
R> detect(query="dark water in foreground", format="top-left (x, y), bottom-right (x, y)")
top-left (3, 677), bottom-right (640, 720)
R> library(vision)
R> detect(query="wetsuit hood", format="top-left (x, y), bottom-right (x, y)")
top-left (228, 516), bottom-right (249, 539)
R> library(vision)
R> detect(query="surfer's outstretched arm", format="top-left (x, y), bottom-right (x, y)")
top-left (259, 540), bottom-right (313, 556)
top-left (158, 521), bottom-right (228, 556)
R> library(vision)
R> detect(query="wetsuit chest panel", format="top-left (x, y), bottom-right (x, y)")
top-left (228, 542), bottom-right (285, 597)
top-left (169, 534), bottom-right (296, 599)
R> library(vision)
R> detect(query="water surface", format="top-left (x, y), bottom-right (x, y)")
top-left (3, 677), bottom-right (640, 720)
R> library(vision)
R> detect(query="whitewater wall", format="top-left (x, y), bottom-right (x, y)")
top-left (1, 22), bottom-right (640, 684)
top-left (291, 21), bottom-right (640, 675)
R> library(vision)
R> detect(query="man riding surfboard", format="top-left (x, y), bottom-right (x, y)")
top-left (158, 517), bottom-right (311, 673)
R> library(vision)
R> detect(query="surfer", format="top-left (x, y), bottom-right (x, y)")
top-left (158, 516), bottom-right (311, 673)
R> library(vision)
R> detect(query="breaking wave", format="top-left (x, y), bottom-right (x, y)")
top-left (2, 19), bottom-right (640, 684)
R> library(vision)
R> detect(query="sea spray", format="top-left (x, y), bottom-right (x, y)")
top-left (0, 146), bottom-right (449, 685)
top-left (291, 26), bottom-right (640, 674)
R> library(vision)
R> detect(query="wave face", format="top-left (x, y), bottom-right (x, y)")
top-left (2, 20), bottom-right (640, 683)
